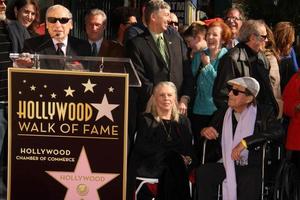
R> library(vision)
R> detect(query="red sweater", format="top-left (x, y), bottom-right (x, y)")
top-left (283, 72), bottom-right (300, 150)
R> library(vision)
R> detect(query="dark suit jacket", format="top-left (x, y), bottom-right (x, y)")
top-left (6, 20), bottom-right (31, 53)
top-left (127, 28), bottom-right (193, 111)
top-left (99, 39), bottom-right (124, 58)
top-left (23, 34), bottom-right (91, 70)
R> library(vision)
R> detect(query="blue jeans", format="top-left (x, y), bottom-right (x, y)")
top-left (0, 104), bottom-right (8, 200)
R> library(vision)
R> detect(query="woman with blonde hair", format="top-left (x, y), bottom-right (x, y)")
top-left (128, 81), bottom-right (194, 200)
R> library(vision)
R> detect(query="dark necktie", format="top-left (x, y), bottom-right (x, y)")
top-left (91, 42), bottom-right (97, 56)
top-left (56, 43), bottom-right (64, 55)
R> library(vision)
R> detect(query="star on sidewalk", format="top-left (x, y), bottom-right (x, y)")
top-left (64, 86), bottom-right (75, 97)
top-left (91, 94), bottom-right (119, 122)
top-left (46, 147), bottom-right (119, 200)
top-left (82, 79), bottom-right (97, 93)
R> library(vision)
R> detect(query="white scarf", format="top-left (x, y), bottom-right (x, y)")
top-left (221, 105), bottom-right (257, 200)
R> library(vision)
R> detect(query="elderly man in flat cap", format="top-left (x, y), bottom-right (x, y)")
top-left (196, 77), bottom-right (284, 200)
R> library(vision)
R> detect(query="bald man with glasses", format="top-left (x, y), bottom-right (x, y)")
top-left (21, 4), bottom-right (91, 70)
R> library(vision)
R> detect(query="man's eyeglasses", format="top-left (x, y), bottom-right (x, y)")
top-left (254, 33), bottom-right (267, 41)
top-left (0, 0), bottom-right (7, 4)
top-left (259, 34), bottom-right (267, 40)
top-left (227, 85), bottom-right (250, 96)
top-left (47, 17), bottom-right (71, 24)
top-left (169, 21), bottom-right (179, 26)
top-left (225, 17), bottom-right (242, 22)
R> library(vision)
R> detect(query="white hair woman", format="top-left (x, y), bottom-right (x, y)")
top-left (196, 77), bottom-right (284, 200)
top-left (128, 81), bottom-right (194, 200)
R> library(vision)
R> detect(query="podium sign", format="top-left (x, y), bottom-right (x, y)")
top-left (8, 68), bottom-right (128, 200)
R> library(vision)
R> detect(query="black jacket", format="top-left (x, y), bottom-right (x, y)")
top-left (127, 28), bottom-right (193, 112)
top-left (207, 104), bottom-right (284, 166)
top-left (213, 42), bottom-right (279, 116)
top-left (23, 34), bottom-right (91, 70)
top-left (6, 20), bottom-right (30, 53)
top-left (127, 113), bottom-right (194, 199)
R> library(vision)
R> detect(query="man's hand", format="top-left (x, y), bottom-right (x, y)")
top-left (201, 127), bottom-right (219, 140)
top-left (178, 96), bottom-right (189, 116)
top-left (231, 141), bottom-right (246, 161)
top-left (14, 53), bottom-right (34, 68)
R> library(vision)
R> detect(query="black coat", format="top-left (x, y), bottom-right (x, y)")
top-left (213, 42), bottom-right (279, 116)
top-left (127, 28), bottom-right (193, 111)
top-left (6, 20), bottom-right (30, 53)
top-left (206, 104), bottom-right (284, 166)
top-left (127, 113), bottom-right (194, 199)
top-left (22, 34), bottom-right (91, 70)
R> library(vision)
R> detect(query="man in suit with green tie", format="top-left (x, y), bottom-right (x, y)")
top-left (127, 0), bottom-right (193, 114)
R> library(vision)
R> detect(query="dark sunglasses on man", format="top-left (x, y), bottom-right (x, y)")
top-left (47, 17), bottom-right (71, 24)
top-left (227, 85), bottom-right (251, 96)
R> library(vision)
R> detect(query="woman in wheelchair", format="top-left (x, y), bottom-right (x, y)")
top-left (128, 81), bottom-right (194, 200)
top-left (196, 77), bottom-right (284, 200)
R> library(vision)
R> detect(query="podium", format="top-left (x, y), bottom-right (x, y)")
top-left (7, 54), bottom-right (140, 200)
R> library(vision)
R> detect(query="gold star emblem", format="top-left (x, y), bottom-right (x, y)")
top-left (30, 85), bottom-right (36, 91)
top-left (108, 86), bottom-right (114, 92)
top-left (64, 86), bottom-right (75, 97)
top-left (82, 79), bottom-right (97, 93)
top-left (50, 93), bottom-right (57, 99)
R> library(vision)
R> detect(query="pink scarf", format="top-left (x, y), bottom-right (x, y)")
top-left (221, 105), bottom-right (257, 200)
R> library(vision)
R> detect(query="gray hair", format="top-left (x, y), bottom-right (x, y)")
top-left (46, 4), bottom-right (72, 19)
top-left (144, 0), bottom-right (170, 25)
top-left (85, 9), bottom-right (107, 25)
top-left (224, 4), bottom-right (247, 21)
top-left (238, 19), bottom-right (266, 42)
top-left (145, 81), bottom-right (180, 122)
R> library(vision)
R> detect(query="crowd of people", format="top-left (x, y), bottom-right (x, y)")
top-left (0, 0), bottom-right (299, 199)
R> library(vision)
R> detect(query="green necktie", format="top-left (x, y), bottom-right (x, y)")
top-left (156, 36), bottom-right (168, 65)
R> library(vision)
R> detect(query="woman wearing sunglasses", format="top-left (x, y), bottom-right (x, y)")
top-left (196, 77), bottom-right (284, 200)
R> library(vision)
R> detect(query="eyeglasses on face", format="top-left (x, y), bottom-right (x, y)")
top-left (169, 21), bottom-right (179, 26)
top-left (255, 33), bottom-right (267, 41)
top-left (225, 16), bottom-right (242, 21)
top-left (47, 17), bottom-right (71, 24)
top-left (227, 85), bottom-right (249, 96)
top-left (0, 0), bottom-right (7, 4)
top-left (259, 34), bottom-right (267, 40)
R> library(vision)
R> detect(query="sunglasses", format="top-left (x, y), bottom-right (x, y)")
top-left (259, 34), bottom-right (267, 40)
top-left (169, 21), bottom-right (179, 26)
top-left (227, 85), bottom-right (249, 96)
top-left (255, 33), bottom-right (267, 41)
top-left (47, 17), bottom-right (71, 24)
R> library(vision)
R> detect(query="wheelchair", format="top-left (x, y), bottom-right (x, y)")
top-left (198, 139), bottom-right (284, 200)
